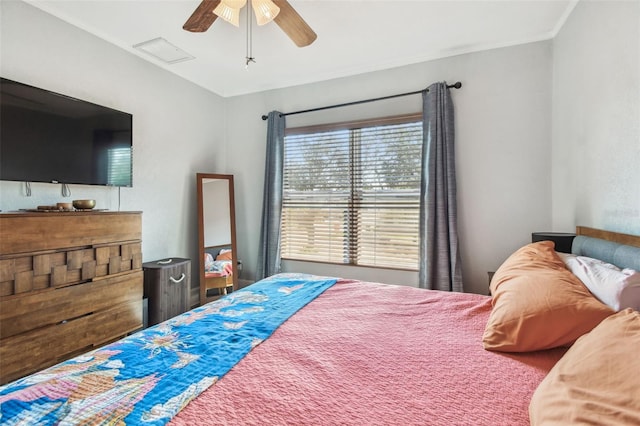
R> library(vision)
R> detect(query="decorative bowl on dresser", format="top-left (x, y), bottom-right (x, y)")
top-left (0, 211), bottom-right (143, 385)
top-left (72, 199), bottom-right (96, 210)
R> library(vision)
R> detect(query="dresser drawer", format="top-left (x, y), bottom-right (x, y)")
top-left (0, 298), bottom-right (142, 384)
top-left (0, 271), bottom-right (143, 339)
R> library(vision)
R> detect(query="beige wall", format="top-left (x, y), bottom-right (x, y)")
top-left (551, 0), bottom-right (640, 236)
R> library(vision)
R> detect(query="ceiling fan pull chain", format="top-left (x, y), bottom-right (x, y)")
top-left (245, 2), bottom-right (256, 68)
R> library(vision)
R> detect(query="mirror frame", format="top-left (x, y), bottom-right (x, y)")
top-left (197, 173), bottom-right (238, 306)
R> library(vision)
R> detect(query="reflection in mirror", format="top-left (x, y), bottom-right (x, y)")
top-left (197, 173), bottom-right (238, 306)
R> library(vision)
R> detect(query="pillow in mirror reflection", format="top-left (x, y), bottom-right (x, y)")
top-left (217, 249), bottom-right (233, 261)
top-left (204, 253), bottom-right (215, 270)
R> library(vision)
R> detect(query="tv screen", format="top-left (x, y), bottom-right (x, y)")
top-left (0, 78), bottom-right (133, 187)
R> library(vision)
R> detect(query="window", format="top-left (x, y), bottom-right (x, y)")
top-left (281, 114), bottom-right (422, 270)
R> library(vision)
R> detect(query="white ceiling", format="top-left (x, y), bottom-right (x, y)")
top-left (25, 0), bottom-right (577, 98)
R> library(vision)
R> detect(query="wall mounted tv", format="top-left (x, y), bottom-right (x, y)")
top-left (0, 77), bottom-right (133, 187)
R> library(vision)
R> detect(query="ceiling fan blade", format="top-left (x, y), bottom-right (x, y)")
top-left (183, 0), bottom-right (221, 32)
top-left (272, 0), bottom-right (317, 47)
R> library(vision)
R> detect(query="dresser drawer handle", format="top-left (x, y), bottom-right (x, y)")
top-left (169, 273), bottom-right (186, 284)
top-left (157, 259), bottom-right (173, 265)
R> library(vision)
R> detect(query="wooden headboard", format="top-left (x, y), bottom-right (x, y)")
top-left (576, 226), bottom-right (640, 248)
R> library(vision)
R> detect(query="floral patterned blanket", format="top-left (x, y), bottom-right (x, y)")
top-left (0, 273), bottom-right (337, 425)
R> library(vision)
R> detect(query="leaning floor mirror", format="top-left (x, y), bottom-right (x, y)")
top-left (197, 173), bottom-right (238, 306)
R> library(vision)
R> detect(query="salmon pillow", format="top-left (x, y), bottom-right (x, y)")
top-left (216, 249), bottom-right (233, 261)
top-left (483, 241), bottom-right (613, 352)
top-left (529, 309), bottom-right (640, 425)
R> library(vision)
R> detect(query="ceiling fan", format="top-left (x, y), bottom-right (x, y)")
top-left (183, 0), bottom-right (317, 47)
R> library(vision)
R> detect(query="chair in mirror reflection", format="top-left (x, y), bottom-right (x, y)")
top-left (197, 173), bottom-right (238, 305)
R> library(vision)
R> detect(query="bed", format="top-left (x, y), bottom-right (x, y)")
top-left (202, 245), bottom-right (234, 301)
top-left (1, 227), bottom-right (639, 425)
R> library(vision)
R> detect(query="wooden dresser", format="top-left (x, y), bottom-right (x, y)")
top-left (0, 211), bottom-right (143, 384)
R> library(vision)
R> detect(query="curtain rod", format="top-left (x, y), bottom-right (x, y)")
top-left (261, 82), bottom-right (461, 121)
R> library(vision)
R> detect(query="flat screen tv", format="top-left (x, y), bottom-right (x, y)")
top-left (0, 77), bottom-right (133, 187)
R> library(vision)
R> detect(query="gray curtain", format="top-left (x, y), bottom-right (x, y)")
top-left (419, 82), bottom-right (463, 292)
top-left (256, 111), bottom-right (286, 280)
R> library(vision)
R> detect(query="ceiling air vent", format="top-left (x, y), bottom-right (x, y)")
top-left (133, 37), bottom-right (194, 64)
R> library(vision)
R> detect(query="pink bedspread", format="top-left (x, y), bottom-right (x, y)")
top-left (171, 278), bottom-right (565, 425)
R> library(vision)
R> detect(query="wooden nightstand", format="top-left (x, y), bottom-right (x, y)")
top-left (531, 232), bottom-right (576, 253)
top-left (487, 271), bottom-right (495, 295)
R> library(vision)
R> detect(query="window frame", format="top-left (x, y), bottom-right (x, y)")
top-left (281, 112), bottom-right (422, 272)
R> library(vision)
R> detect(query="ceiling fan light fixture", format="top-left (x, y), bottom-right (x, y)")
top-left (213, 0), bottom-right (246, 27)
top-left (251, 0), bottom-right (280, 26)
top-left (184, 0), bottom-right (317, 48)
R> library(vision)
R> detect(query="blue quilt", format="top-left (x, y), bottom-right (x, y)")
top-left (0, 273), bottom-right (337, 425)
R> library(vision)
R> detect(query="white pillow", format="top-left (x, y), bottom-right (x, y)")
top-left (558, 253), bottom-right (640, 311)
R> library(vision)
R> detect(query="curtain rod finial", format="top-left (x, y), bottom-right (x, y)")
top-left (451, 82), bottom-right (462, 89)
top-left (261, 115), bottom-right (268, 120)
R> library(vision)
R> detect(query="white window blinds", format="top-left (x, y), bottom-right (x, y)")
top-left (281, 114), bottom-right (422, 270)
